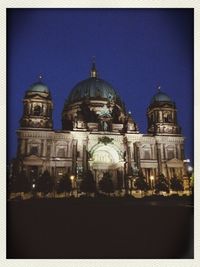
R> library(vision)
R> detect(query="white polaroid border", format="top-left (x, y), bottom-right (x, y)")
top-left (0, 1), bottom-right (199, 267)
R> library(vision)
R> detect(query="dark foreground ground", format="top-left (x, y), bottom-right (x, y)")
top-left (7, 196), bottom-right (194, 259)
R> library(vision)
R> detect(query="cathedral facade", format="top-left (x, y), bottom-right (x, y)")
top-left (15, 62), bottom-right (188, 192)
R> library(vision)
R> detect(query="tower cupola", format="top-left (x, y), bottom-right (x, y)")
top-left (147, 86), bottom-right (181, 135)
top-left (20, 76), bottom-right (53, 129)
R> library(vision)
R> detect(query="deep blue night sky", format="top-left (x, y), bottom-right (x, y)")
top-left (7, 8), bottom-right (194, 163)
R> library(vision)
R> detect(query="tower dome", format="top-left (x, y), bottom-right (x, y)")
top-left (28, 81), bottom-right (49, 93)
top-left (150, 87), bottom-right (172, 104)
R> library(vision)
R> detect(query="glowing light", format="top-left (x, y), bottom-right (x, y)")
top-left (38, 74), bottom-right (43, 80)
top-left (32, 184), bottom-right (35, 188)
top-left (70, 175), bottom-right (75, 181)
top-left (188, 166), bottom-right (193, 172)
top-left (150, 175), bottom-right (154, 181)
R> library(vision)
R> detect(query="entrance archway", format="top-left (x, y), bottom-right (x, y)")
top-left (89, 144), bottom-right (124, 188)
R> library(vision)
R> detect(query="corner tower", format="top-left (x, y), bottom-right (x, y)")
top-left (20, 77), bottom-right (53, 129)
top-left (147, 87), bottom-right (181, 135)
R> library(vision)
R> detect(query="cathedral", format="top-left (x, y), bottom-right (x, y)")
top-left (14, 62), bottom-right (188, 193)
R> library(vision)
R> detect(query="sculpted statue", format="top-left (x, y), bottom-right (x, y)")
top-left (103, 121), bottom-right (108, 131)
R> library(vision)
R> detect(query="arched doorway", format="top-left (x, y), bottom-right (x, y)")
top-left (89, 144), bottom-right (124, 188)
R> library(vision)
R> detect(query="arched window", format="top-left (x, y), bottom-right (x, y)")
top-left (163, 112), bottom-right (172, 123)
top-left (47, 145), bottom-right (51, 157)
top-left (150, 114), bottom-right (154, 123)
top-left (168, 150), bottom-right (174, 160)
top-left (143, 150), bottom-right (151, 160)
top-left (33, 105), bottom-right (42, 116)
top-left (30, 146), bottom-right (38, 155)
top-left (57, 148), bottom-right (65, 158)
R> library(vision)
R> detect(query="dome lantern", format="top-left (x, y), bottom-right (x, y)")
top-left (90, 57), bottom-right (98, 78)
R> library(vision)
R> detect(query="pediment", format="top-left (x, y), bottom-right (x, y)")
top-left (24, 154), bottom-right (43, 163)
top-left (31, 95), bottom-right (44, 99)
top-left (167, 158), bottom-right (181, 164)
top-left (166, 158), bottom-right (183, 167)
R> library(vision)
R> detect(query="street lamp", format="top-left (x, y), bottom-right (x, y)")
top-left (70, 175), bottom-right (75, 196)
top-left (150, 175), bottom-right (154, 191)
top-left (188, 166), bottom-right (193, 173)
top-left (187, 166), bottom-right (193, 193)
top-left (70, 175), bottom-right (75, 182)
top-left (32, 183), bottom-right (36, 198)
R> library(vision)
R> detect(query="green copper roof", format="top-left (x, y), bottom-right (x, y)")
top-left (67, 77), bottom-right (118, 103)
top-left (28, 82), bottom-right (49, 93)
top-left (151, 91), bottom-right (172, 104)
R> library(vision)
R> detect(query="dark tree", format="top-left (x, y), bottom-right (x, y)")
top-left (37, 170), bottom-right (54, 196)
top-left (155, 173), bottom-right (169, 194)
top-left (170, 176), bottom-right (184, 192)
top-left (11, 170), bottom-right (31, 196)
top-left (134, 170), bottom-right (149, 191)
top-left (80, 170), bottom-right (96, 196)
top-left (116, 172), bottom-right (123, 194)
top-left (98, 172), bottom-right (114, 196)
top-left (58, 174), bottom-right (72, 197)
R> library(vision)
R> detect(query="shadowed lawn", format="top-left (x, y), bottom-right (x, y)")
top-left (7, 197), bottom-right (193, 259)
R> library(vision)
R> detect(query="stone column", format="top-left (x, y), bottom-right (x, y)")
top-left (150, 144), bottom-right (154, 159)
top-left (176, 144), bottom-right (182, 159)
top-left (52, 141), bottom-right (56, 157)
top-left (127, 141), bottom-right (132, 175)
top-left (159, 111), bottom-right (162, 122)
top-left (42, 139), bottom-right (47, 157)
top-left (72, 139), bottom-right (77, 175)
top-left (133, 142), bottom-right (141, 170)
top-left (82, 139), bottom-right (88, 172)
top-left (24, 139), bottom-right (27, 156)
top-left (174, 144), bottom-right (177, 159)
top-left (132, 143), bottom-right (135, 161)
top-left (163, 144), bottom-right (166, 160)
top-left (20, 139), bottom-right (26, 155)
top-left (156, 142), bottom-right (162, 174)
top-left (123, 137), bottom-right (129, 194)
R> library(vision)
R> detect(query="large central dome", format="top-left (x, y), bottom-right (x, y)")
top-left (62, 62), bottom-right (134, 131)
top-left (68, 77), bottom-right (118, 104)
top-left (66, 62), bottom-right (121, 105)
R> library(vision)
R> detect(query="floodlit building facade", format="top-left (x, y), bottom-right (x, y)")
top-left (14, 62), bottom-right (188, 191)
